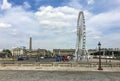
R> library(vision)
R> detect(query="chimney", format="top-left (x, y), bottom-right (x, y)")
top-left (29, 37), bottom-right (32, 51)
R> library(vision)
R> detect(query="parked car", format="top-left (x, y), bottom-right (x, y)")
top-left (9, 58), bottom-right (14, 60)
top-left (40, 56), bottom-right (45, 59)
top-left (17, 57), bottom-right (24, 61)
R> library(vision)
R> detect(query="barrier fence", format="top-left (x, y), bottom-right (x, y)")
top-left (0, 62), bottom-right (120, 67)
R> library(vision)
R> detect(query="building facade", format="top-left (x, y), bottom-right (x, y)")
top-left (11, 47), bottom-right (26, 57)
top-left (26, 49), bottom-right (52, 57)
top-left (53, 49), bottom-right (75, 57)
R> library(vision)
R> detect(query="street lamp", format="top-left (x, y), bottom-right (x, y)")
top-left (98, 42), bottom-right (103, 70)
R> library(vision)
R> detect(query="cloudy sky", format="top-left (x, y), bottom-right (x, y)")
top-left (0, 0), bottom-right (120, 50)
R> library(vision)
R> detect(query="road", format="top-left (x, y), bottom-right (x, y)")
top-left (0, 58), bottom-right (56, 64)
top-left (0, 71), bottom-right (119, 81)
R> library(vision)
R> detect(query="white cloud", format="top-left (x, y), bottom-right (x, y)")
top-left (0, 5), bottom-right (79, 49)
top-left (0, 22), bottom-right (11, 28)
top-left (23, 2), bottom-right (31, 9)
top-left (87, 0), bottom-right (95, 5)
top-left (85, 8), bottom-right (120, 48)
top-left (1, 0), bottom-right (12, 10)
top-left (35, 6), bottom-right (78, 30)
top-left (100, 33), bottom-right (120, 48)
top-left (87, 9), bottom-right (120, 31)
top-left (67, 0), bottom-right (82, 9)
top-left (0, 6), bottom-right (38, 49)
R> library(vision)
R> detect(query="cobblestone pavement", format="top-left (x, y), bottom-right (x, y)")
top-left (0, 71), bottom-right (120, 81)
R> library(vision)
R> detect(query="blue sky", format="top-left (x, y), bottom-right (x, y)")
top-left (0, 0), bottom-right (120, 50)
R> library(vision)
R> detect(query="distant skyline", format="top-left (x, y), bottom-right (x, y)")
top-left (0, 0), bottom-right (120, 50)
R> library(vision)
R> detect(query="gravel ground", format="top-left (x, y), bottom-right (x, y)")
top-left (0, 71), bottom-right (120, 81)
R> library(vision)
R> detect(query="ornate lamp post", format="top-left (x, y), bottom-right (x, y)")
top-left (98, 42), bottom-right (103, 70)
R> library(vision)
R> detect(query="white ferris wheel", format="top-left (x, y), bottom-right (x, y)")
top-left (74, 11), bottom-right (88, 61)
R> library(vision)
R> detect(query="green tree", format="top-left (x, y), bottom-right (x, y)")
top-left (2, 49), bottom-right (12, 57)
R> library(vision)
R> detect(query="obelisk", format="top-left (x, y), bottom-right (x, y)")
top-left (29, 37), bottom-right (32, 52)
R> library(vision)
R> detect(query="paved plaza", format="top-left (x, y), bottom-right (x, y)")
top-left (0, 71), bottom-right (120, 81)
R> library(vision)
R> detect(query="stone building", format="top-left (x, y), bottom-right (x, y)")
top-left (26, 49), bottom-right (52, 57)
top-left (53, 49), bottom-right (75, 57)
top-left (12, 48), bottom-right (52, 58)
top-left (11, 47), bottom-right (26, 57)
top-left (88, 49), bottom-right (97, 54)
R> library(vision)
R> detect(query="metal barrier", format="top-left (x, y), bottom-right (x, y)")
top-left (0, 62), bottom-right (120, 68)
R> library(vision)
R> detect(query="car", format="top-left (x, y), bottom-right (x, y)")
top-left (17, 57), bottom-right (24, 61)
top-left (9, 58), bottom-right (14, 60)
top-left (40, 56), bottom-right (45, 59)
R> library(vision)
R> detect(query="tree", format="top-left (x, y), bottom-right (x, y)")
top-left (2, 49), bottom-right (12, 57)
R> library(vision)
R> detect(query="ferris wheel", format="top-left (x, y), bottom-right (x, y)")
top-left (74, 11), bottom-right (87, 61)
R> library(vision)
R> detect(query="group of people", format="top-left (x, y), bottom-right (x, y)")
top-left (55, 55), bottom-right (71, 62)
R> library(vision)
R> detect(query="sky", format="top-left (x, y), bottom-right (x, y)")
top-left (0, 0), bottom-right (120, 50)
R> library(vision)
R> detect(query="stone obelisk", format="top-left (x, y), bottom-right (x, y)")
top-left (29, 37), bottom-right (32, 52)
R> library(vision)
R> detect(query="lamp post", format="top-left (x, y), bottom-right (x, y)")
top-left (98, 42), bottom-right (103, 70)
